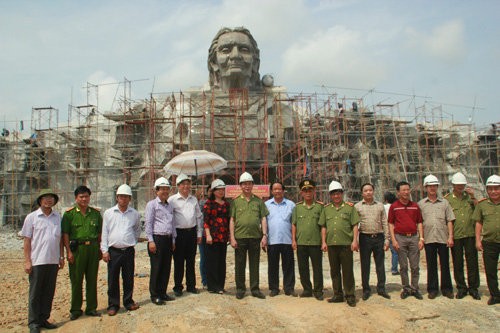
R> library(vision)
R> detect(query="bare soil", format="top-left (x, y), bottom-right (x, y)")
top-left (1, 228), bottom-right (498, 333)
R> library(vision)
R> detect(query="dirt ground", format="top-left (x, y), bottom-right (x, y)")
top-left (1, 228), bottom-right (498, 333)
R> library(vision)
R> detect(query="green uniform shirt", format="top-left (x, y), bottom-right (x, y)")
top-left (230, 194), bottom-right (269, 239)
top-left (319, 201), bottom-right (360, 246)
top-left (291, 201), bottom-right (323, 245)
top-left (445, 192), bottom-right (475, 239)
top-left (62, 206), bottom-right (103, 240)
top-left (472, 198), bottom-right (500, 243)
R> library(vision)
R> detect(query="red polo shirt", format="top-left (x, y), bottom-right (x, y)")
top-left (388, 199), bottom-right (422, 234)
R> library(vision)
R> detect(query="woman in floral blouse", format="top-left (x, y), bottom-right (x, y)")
top-left (203, 179), bottom-right (230, 294)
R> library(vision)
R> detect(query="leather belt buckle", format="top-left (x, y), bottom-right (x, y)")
top-left (404, 233), bottom-right (413, 237)
top-left (370, 234), bottom-right (378, 238)
top-left (84, 241), bottom-right (91, 245)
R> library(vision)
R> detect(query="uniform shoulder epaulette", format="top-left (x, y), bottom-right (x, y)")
top-left (65, 206), bottom-right (75, 212)
top-left (296, 201), bottom-right (304, 205)
top-left (316, 200), bottom-right (324, 205)
top-left (345, 201), bottom-right (354, 207)
top-left (477, 198), bottom-right (487, 203)
top-left (90, 206), bottom-right (101, 212)
top-left (444, 192), bottom-right (450, 198)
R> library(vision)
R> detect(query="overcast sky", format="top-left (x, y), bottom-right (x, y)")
top-left (1, 0), bottom-right (498, 130)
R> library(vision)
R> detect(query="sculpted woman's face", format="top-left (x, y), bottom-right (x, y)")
top-left (215, 32), bottom-right (255, 86)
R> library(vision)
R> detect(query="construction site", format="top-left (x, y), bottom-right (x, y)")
top-left (0, 81), bottom-right (498, 229)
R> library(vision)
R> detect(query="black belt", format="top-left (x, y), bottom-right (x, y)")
top-left (110, 246), bottom-right (133, 252)
top-left (153, 234), bottom-right (172, 238)
top-left (74, 239), bottom-right (98, 245)
top-left (361, 233), bottom-right (383, 238)
top-left (397, 233), bottom-right (417, 237)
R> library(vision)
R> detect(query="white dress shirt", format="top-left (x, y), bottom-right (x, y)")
top-left (21, 208), bottom-right (62, 266)
top-left (168, 193), bottom-right (203, 237)
top-left (101, 204), bottom-right (141, 252)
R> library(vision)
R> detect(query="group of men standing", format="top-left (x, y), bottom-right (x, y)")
top-left (21, 172), bottom-right (500, 331)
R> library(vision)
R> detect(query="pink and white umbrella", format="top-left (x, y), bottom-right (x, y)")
top-left (163, 150), bottom-right (227, 177)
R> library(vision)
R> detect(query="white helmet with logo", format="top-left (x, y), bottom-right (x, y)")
top-left (328, 181), bottom-right (343, 192)
top-left (116, 184), bottom-right (132, 196)
top-left (451, 172), bottom-right (467, 185)
top-left (154, 177), bottom-right (170, 189)
top-left (423, 174), bottom-right (440, 186)
top-left (239, 172), bottom-right (254, 183)
top-left (485, 174), bottom-right (500, 187)
top-left (211, 179), bottom-right (226, 190)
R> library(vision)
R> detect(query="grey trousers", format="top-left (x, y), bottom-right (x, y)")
top-left (395, 234), bottom-right (420, 291)
top-left (28, 264), bottom-right (58, 328)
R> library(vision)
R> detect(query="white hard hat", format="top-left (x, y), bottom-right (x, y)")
top-left (328, 181), bottom-right (343, 192)
top-left (176, 173), bottom-right (191, 185)
top-left (116, 184), bottom-right (132, 196)
top-left (154, 177), bottom-right (170, 189)
top-left (239, 172), bottom-right (254, 183)
top-left (211, 179), bottom-right (226, 190)
top-left (486, 174), bottom-right (500, 187)
top-left (451, 172), bottom-right (467, 185)
top-left (423, 174), bottom-right (440, 186)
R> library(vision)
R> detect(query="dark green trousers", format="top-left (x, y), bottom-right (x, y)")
top-left (235, 238), bottom-right (261, 293)
top-left (69, 242), bottom-right (100, 315)
top-left (297, 245), bottom-right (323, 296)
top-left (328, 245), bottom-right (355, 297)
top-left (451, 236), bottom-right (479, 292)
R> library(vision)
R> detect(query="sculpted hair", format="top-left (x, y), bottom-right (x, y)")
top-left (74, 185), bottom-right (91, 197)
top-left (396, 181), bottom-right (410, 191)
top-left (208, 27), bottom-right (261, 90)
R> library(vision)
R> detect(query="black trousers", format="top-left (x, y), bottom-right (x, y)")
top-left (359, 233), bottom-right (386, 292)
top-left (235, 238), bottom-right (261, 293)
top-left (205, 242), bottom-right (227, 292)
top-left (267, 244), bottom-right (295, 293)
top-left (451, 236), bottom-right (479, 292)
top-left (149, 234), bottom-right (173, 299)
top-left (297, 245), bottom-right (323, 296)
top-left (424, 242), bottom-right (453, 294)
top-left (107, 247), bottom-right (135, 310)
top-left (173, 227), bottom-right (197, 292)
top-left (482, 241), bottom-right (500, 298)
top-left (28, 264), bottom-right (58, 329)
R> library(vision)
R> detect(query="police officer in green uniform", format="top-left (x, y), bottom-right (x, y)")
top-left (445, 172), bottom-right (480, 300)
top-left (291, 179), bottom-right (324, 300)
top-left (230, 172), bottom-right (269, 300)
top-left (473, 174), bottom-right (500, 305)
top-left (320, 180), bottom-right (359, 307)
top-left (62, 186), bottom-right (103, 320)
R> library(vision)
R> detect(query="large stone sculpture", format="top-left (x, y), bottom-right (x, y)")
top-left (208, 27), bottom-right (262, 91)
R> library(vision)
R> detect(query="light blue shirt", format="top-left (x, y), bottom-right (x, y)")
top-left (265, 197), bottom-right (295, 245)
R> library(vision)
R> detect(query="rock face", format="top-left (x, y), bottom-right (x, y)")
top-left (0, 27), bottom-right (498, 226)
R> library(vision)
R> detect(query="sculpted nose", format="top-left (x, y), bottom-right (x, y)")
top-left (229, 46), bottom-right (241, 58)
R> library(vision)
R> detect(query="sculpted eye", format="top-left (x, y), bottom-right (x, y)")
top-left (219, 47), bottom-right (230, 53)
top-left (240, 47), bottom-right (250, 52)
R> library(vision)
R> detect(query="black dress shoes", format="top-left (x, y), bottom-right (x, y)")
top-left (252, 291), bottom-right (266, 299)
top-left (161, 295), bottom-right (175, 301)
top-left (151, 297), bottom-right (165, 305)
top-left (86, 311), bottom-right (101, 317)
top-left (70, 312), bottom-right (82, 320)
top-left (362, 291), bottom-right (371, 300)
top-left (40, 321), bottom-right (58, 329)
top-left (377, 291), bottom-right (391, 299)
